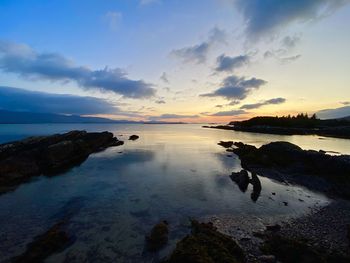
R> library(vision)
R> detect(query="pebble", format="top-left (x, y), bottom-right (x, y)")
top-left (258, 255), bottom-right (276, 263)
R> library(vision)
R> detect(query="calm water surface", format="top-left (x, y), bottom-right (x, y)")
top-left (0, 124), bottom-right (349, 262)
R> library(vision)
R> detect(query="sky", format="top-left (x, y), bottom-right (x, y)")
top-left (0, 0), bottom-right (350, 122)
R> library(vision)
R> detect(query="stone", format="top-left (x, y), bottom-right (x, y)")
top-left (146, 220), bottom-right (169, 251)
top-left (129, 135), bottom-right (140, 141)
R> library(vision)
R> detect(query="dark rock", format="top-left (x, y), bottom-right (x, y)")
top-left (129, 135), bottom-right (140, 141)
top-left (260, 234), bottom-right (350, 263)
top-left (250, 173), bottom-right (262, 202)
top-left (10, 221), bottom-right (72, 263)
top-left (230, 170), bottom-right (250, 192)
top-left (347, 225), bottom-right (350, 246)
top-left (253, 231), bottom-right (265, 239)
top-left (0, 131), bottom-right (123, 194)
top-left (164, 220), bottom-right (245, 263)
top-left (218, 141), bottom-right (234, 148)
top-left (265, 224), bottom-right (281, 232)
top-left (146, 221), bottom-right (169, 251)
top-left (258, 255), bottom-right (276, 263)
top-left (272, 193), bottom-right (276, 195)
top-left (283, 202), bottom-right (288, 206)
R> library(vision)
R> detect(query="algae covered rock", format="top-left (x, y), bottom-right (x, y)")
top-left (146, 220), bottom-right (169, 251)
top-left (164, 220), bottom-right (245, 263)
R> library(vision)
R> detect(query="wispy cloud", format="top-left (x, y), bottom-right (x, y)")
top-left (0, 40), bottom-right (156, 99)
top-left (171, 27), bottom-right (226, 64)
top-left (281, 35), bottom-right (301, 49)
top-left (215, 54), bottom-right (250, 72)
top-left (160, 72), bottom-right (169, 83)
top-left (140, 0), bottom-right (161, 6)
top-left (201, 75), bottom-right (267, 101)
top-left (240, 97), bottom-right (286, 109)
top-left (0, 86), bottom-right (119, 115)
top-left (104, 11), bottom-right (122, 31)
top-left (149, 113), bottom-right (199, 120)
top-left (209, 109), bottom-right (246, 116)
top-left (264, 50), bottom-right (302, 64)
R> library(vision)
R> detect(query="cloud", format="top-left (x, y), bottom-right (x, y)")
top-left (227, 100), bottom-right (241, 106)
top-left (155, 99), bottom-right (166, 104)
top-left (0, 40), bottom-right (156, 99)
top-left (160, 72), bottom-right (169, 83)
top-left (0, 86), bottom-right (119, 115)
top-left (316, 106), bottom-right (350, 119)
top-left (215, 54), bottom-right (250, 72)
top-left (210, 109), bottom-right (246, 116)
top-left (140, 0), bottom-right (161, 6)
top-left (240, 97), bottom-right (286, 109)
top-left (104, 11), bottom-right (122, 30)
top-left (341, 101), bottom-right (350, 105)
top-left (201, 75), bottom-right (267, 100)
top-left (235, 0), bottom-right (349, 38)
top-left (149, 113), bottom-right (199, 120)
top-left (264, 50), bottom-right (301, 64)
top-left (171, 27), bottom-right (226, 64)
top-left (281, 35), bottom-right (301, 49)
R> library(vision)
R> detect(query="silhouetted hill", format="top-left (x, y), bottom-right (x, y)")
top-left (0, 110), bottom-right (136, 124)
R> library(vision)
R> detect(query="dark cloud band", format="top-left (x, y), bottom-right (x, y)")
top-left (0, 41), bottom-right (156, 99)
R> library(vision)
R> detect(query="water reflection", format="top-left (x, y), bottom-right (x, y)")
top-left (0, 124), bottom-right (333, 263)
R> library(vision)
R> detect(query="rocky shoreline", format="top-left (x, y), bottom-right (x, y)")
top-left (227, 141), bottom-right (350, 199)
top-left (203, 199), bottom-right (350, 263)
top-left (0, 130), bottom-right (124, 194)
top-left (2, 134), bottom-right (350, 262)
top-left (203, 125), bottom-right (350, 139)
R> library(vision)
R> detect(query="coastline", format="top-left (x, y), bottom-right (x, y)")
top-left (203, 125), bottom-right (350, 140)
top-left (203, 199), bottom-right (350, 262)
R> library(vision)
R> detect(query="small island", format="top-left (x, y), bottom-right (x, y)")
top-left (204, 114), bottom-right (350, 139)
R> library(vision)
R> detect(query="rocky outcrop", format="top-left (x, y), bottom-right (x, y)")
top-left (218, 141), bottom-right (234, 148)
top-left (10, 221), bottom-right (72, 263)
top-left (204, 125), bottom-right (350, 139)
top-left (164, 220), bottom-right (245, 263)
top-left (145, 221), bottom-right (169, 251)
top-left (231, 141), bottom-right (350, 199)
top-left (129, 135), bottom-right (140, 141)
top-left (0, 130), bottom-right (123, 193)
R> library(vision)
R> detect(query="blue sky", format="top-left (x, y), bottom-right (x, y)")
top-left (1, 0), bottom-right (350, 121)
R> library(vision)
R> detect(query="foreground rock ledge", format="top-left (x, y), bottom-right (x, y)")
top-left (163, 220), bottom-right (245, 263)
top-left (0, 130), bottom-right (123, 193)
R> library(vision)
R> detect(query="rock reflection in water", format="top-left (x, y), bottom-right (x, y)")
top-left (230, 170), bottom-right (262, 202)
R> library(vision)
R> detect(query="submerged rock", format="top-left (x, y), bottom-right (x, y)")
top-left (0, 130), bottom-right (123, 194)
top-left (129, 135), bottom-right (140, 141)
top-left (11, 221), bottom-right (72, 263)
top-left (146, 221), bottom-right (169, 251)
top-left (164, 220), bottom-right (245, 263)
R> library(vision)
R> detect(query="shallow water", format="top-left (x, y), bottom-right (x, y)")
top-left (0, 124), bottom-right (348, 262)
